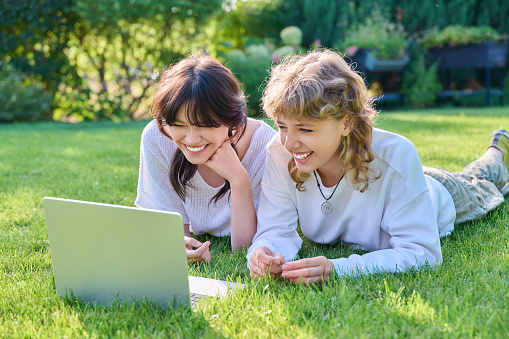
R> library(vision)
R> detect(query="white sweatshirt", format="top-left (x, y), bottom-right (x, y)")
top-left (247, 128), bottom-right (456, 277)
top-left (135, 119), bottom-right (276, 236)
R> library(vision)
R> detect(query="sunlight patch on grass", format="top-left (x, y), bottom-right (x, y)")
top-left (378, 284), bottom-right (436, 325)
top-left (1, 113), bottom-right (508, 337)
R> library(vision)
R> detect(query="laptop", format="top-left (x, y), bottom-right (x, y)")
top-left (43, 197), bottom-right (243, 308)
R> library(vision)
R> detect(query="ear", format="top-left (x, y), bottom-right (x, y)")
top-left (162, 125), bottom-right (173, 140)
top-left (342, 115), bottom-right (354, 135)
top-left (228, 127), bottom-right (240, 143)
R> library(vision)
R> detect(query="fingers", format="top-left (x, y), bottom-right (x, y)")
top-left (249, 260), bottom-right (283, 279)
top-left (249, 260), bottom-right (263, 279)
top-left (186, 240), bottom-right (211, 264)
top-left (281, 256), bottom-right (334, 284)
top-left (206, 141), bottom-right (237, 164)
top-left (282, 256), bottom-right (329, 271)
top-left (204, 142), bottom-right (246, 182)
top-left (184, 236), bottom-right (203, 250)
top-left (282, 266), bottom-right (327, 282)
top-left (249, 247), bottom-right (285, 279)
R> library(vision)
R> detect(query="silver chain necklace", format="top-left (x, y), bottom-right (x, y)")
top-left (313, 171), bottom-right (344, 216)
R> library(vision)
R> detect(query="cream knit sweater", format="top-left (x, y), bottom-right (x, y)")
top-left (135, 119), bottom-right (276, 236)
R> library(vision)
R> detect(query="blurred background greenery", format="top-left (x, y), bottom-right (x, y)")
top-left (1, 0), bottom-right (508, 123)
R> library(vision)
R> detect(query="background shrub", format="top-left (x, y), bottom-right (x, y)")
top-left (226, 46), bottom-right (272, 116)
top-left (2, 0), bottom-right (508, 121)
top-left (0, 63), bottom-right (52, 122)
top-left (401, 46), bottom-right (442, 109)
top-left (420, 25), bottom-right (505, 49)
top-left (224, 26), bottom-right (305, 116)
top-left (338, 5), bottom-right (407, 59)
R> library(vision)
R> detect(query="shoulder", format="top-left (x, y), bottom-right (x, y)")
top-left (371, 128), bottom-right (422, 172)
top-left (140, 120), bottom-right (161, 144)
top-left (140, 120), bottom-right (177, 154)
top-left (266, 134), bottom-right (292, 166)
top-left (247, 118), bottom-right (277, 144)
top-left (371, 128), bottom-right (419, 160)
top-left (240, 119), bottom-right (276, 159)
top-left (371, 128), bottom-right (426, 192)
top-left (141, 119), bottom-right (160, 138)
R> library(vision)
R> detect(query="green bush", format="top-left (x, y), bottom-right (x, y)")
top-left (226, 46), bottom-right (272, 116)
top-left (420, 25), bottom-right (505, 49)
top-left (280, 26), bottom-right (303, 46)
top-left (271, 45), bottom-right (298, 63)
top-left (0, 63), bottom-right (52, 122)
top-left (400, 52), bottom-right (442, 109)
top-left (225, 26), bottom-right (308, 116)
top-left (338, 6), bottom-right (407, 60)
top-left (299, 0), bottom-right (345, 47)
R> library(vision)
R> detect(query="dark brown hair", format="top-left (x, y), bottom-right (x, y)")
top-left (262, 49), bottom-right (380, 192)
top-left (152, 54), bottom-right (247, 202)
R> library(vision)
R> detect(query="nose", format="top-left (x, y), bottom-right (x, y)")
top-left (282, 130), bottom-right (299, 150)
top-left (185, 126), bottom-right (201, 144)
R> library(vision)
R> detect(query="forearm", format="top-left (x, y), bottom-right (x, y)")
top-left (229, 171), bottom-right (257, 251)
top-left (184, 224), bottom-right (191, 237)
top-left (329, 244), bottom-right (442, 278)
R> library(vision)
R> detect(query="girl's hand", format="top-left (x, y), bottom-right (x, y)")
top-left (185, 236), bottom-right (211, 264)
top-left (204, 140), bottom-right (247, 184)
top-left (281, 256), bottom-right (334, 284)
top-left (249, 246), bottom-right (285, 279)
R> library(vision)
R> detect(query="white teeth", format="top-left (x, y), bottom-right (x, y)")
top-left (186, 144), bottom-right (207, 152)
top-left (293, 151), bottom-right (312, 160)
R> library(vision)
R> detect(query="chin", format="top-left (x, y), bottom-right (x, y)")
top-left (295, 163), bottom-right (315, 173)
top-left (182, 154), bottom-right (207, 165)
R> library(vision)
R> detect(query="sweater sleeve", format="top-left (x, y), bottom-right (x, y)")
top-left (134, 122), bottom-right (188, 224)
top-left (246, 122), bottom-right (277, 212)
top-left (246, 144), bottom-right (303, 266)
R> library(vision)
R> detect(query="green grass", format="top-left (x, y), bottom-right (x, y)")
top-left (1, 106), bottom-right (509, 338)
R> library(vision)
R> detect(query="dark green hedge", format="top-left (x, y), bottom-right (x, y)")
top-left (289, 0), bottom-right (509, 48)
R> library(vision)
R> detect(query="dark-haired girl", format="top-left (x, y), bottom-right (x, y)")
top-left (135, 54), bottom-right (275, 263)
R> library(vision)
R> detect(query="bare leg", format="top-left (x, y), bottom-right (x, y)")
top-left (486, 146), bottom-right (503, 159)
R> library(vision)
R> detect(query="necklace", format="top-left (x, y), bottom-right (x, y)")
top-left (313, 171), bottom-right (344, 216)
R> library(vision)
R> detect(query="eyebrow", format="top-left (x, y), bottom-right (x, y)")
top-left (276, 119), bottom-right (314, 127)
top-left (296, 122), bottom-right (314, 127)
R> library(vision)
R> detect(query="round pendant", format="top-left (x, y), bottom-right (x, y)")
top-left (321, 201), bottom-right (333, 215)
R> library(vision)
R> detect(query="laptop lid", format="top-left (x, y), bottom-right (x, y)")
top-left (43, 197), bottom-right (191, 308)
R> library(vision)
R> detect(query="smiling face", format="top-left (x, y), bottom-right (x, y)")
top-left (166, 108), bottom-right (229, 165)
top-left (277, 115), bottom-right (352, 176)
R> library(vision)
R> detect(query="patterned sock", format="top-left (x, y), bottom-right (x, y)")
top-left (489, 129), bottom-right (509, 169)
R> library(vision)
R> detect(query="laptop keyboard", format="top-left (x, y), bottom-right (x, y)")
top-left (190, 292), bottom-right (207, 307)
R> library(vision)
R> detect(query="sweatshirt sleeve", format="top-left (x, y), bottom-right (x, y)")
top-left (246, 145), bottom-right (303, 266)
top-left (330, 140), bottom-right (443, 277)
top-left (330, 191), bottom-right (443, 277)
top-left (134, 122), bottom-right (188, 224)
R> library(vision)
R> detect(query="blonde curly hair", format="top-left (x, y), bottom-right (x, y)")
top-left (262, 49), bottom-right (380, 192)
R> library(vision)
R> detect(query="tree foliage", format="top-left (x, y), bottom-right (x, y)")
top-left (1, 0), bottom-right (508, 121)
top-left (0, 0), bottom-right (79, 118)
top-left (63, 0), bottom-right (222, 120)
top-left (284, 0), bottom-right (509, 48)
top-left (0, 0), bottom-right (222, 121)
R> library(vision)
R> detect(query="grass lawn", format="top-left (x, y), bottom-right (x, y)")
top-left (1, 106), bottom-right (509, 338)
